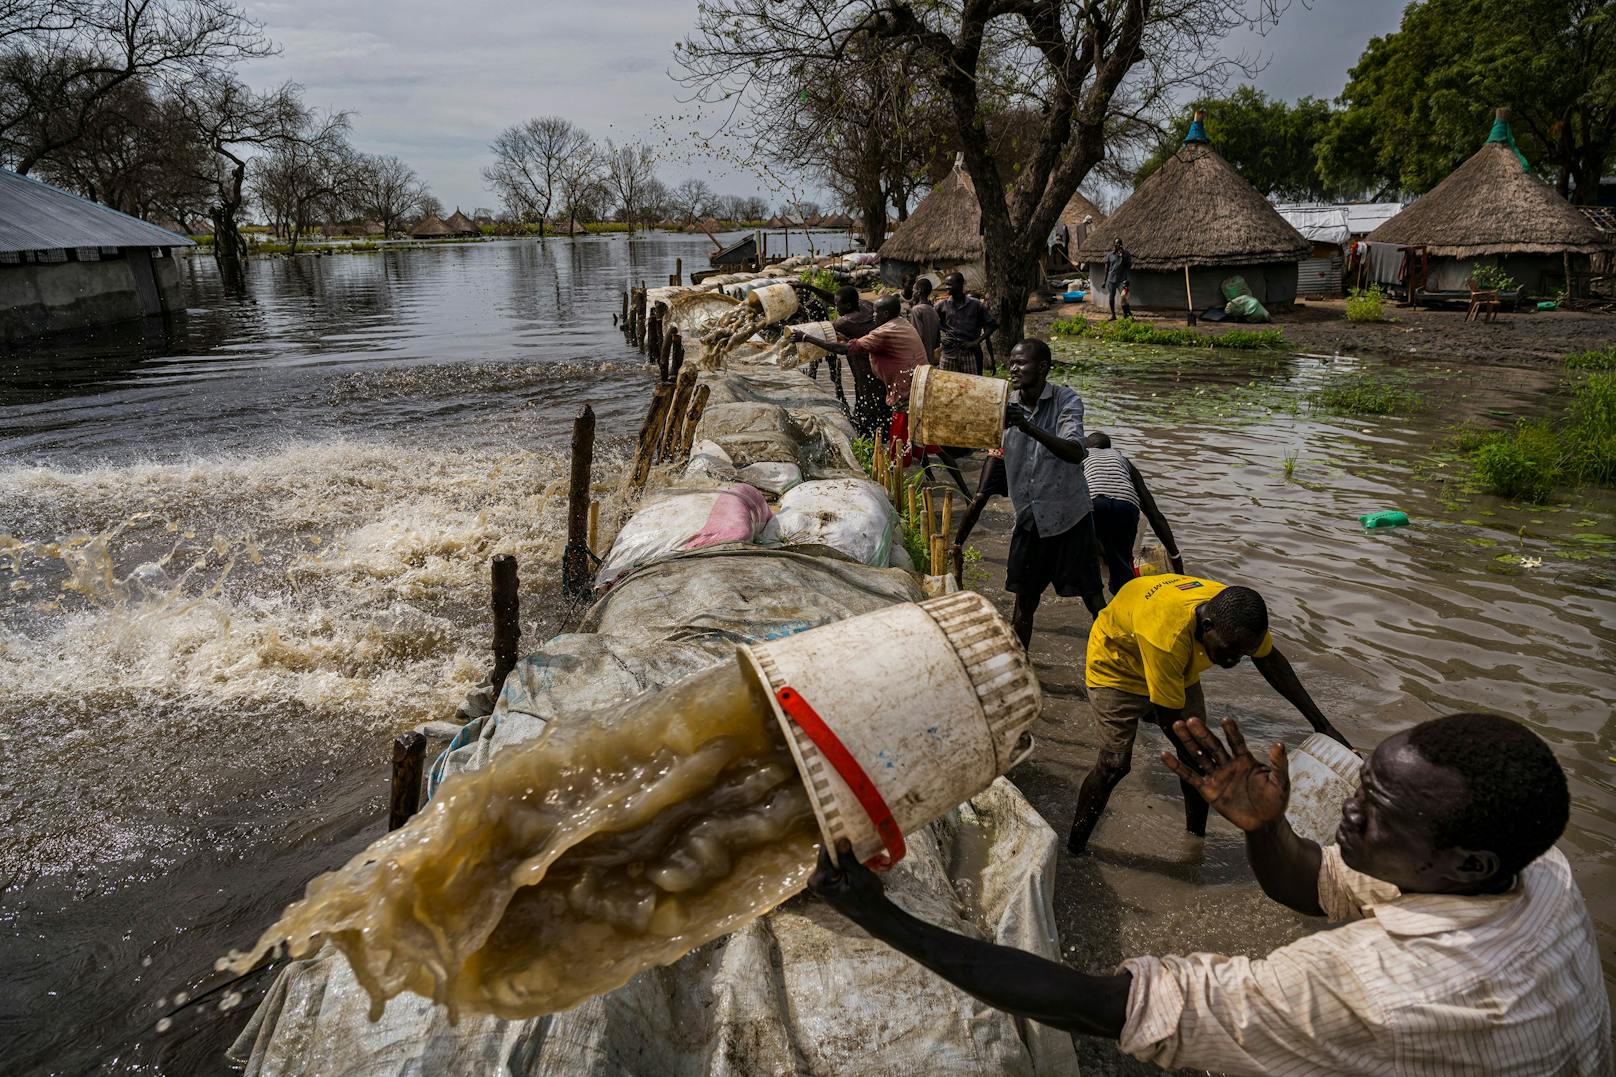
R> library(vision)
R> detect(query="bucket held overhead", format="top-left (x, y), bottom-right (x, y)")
top-left (740, 591), bottom-right (1041, 866)
top-left (909, 365), bottom-right (1009, 450)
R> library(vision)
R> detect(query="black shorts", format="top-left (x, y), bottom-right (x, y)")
top-left (1005, 513), bottom-right (1103, 598)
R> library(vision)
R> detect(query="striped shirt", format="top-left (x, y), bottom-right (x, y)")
top-left (1119, 846), bottom-right (1611, 1075)
top-left (1083, 447), bottom-right (1138, 506)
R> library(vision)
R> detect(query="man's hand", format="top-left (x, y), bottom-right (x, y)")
top-left (1161, 717), bottom-right (1290, 833)
top-left (1004, 402), bottom-right (1031, 430)
top-left (807, 838), bottom-right (888, 922)
top-left (788, 329), bottom-right (805, 344)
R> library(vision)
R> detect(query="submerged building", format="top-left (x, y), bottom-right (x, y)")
top-left (1076, 114), bottom-right (1310, 311)
top-left (0, 168), bottom-right (193, 341)
top-left (1365, 110), bottom-right (1608, 296)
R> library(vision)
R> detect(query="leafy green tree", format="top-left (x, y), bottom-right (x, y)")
top-left (1135, 87), bottom-right (1340, 200)
top-left (1317, 0), bottom-right (1616, 202)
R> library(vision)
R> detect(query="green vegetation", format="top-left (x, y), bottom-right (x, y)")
top-left (850, 435), bottom-right (874, 474)
top-left (1135, 87), bottom-right (1343, 200)
top-left (800, 267), bottom-right (837, 293)
top-left (1468, 263), bottom-right (1517, 293)
top-left (1049, 317), bottom-right (1286, 350)
top-left (1468, 373), bottom-right (1616, 501)
top-left (1564, 345), bottom-right (1616, 371)
top-left (1309, 373), bottom-right (1423, 415)
top-left (1281, 448), bottom-right (1299, 480)
top-left (1345, 285), bottom-right (1384, 323)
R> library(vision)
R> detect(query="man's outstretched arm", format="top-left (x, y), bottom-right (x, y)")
top-left (809, 840), bottom-right (1131, 1038)
top-left (1251, 648), bottom-right (1349, 747)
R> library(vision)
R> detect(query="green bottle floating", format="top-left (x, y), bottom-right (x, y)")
top-left (1359, 510), bottom-right (1410, 530)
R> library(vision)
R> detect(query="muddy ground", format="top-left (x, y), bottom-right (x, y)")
top-left (1028, 297), bottom-right (1615, 364)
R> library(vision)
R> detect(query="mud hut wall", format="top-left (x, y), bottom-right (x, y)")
top-left (1086, 261), bottom-right (1298, 311)
top-left (1424, 252), bottom-right (1584, 294)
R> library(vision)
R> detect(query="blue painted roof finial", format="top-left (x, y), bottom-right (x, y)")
top-left (1183, 110), bottom-right (1209, 145)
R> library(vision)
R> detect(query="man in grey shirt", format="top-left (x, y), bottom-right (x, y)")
top-left (908, 277), bottom-right (941, 361)
top-left (1104, 238), bottom-right (1132, 320)
top-left (1000, 338), bottom-right (1105, 648)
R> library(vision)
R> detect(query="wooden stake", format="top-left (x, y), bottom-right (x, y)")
top-left (647, 306), bottom-right (664, 363)
top-left (672, 256), bottom-right (682, 286)
top-left (587, 499), bottom-right (599, 555)
top-left (930, 534), bottom-right (946, 577)
top-left (670, 328), bottom-right (685, 382)
top-left (940, 488), bottom-right (953, 544)
top-left (491, 553), bottom-right (520, 688)
top-left (562, 406), bottom-right (595, 597)
top-left (632, 384), bottom-right (674, 488)
top-left (1183, 264), bottom-right (1194, 323)
top-left (922, 486), bottom-right (936, 547)
top-left (678, 383), bottom-right (711, 460)
top-left (906, 484), bottom-right (919, 523)
top-left (620, 289), bottom-right (629, 331)
top-left (660, 365), bottom-right (699, 460)
top-left (388, 731), bottom-right (426, 831)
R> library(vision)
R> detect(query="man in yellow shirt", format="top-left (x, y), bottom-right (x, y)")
top-left (1068, 573), bottom-right (1348, 855)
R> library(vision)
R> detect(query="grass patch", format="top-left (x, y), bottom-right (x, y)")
top-left (1309, 373), bottom-right (1422, 416)
top-left (1467, 372), bottom-right (1616, 501)
top-left (1345, 285), bottom-right (1384, 323)
top-left (800, 267), bottom-right (837, 293)
top-left (1281, 448), bottom-right (1298, 480)
top-left (1565, 345), bottom-right (1616, 371)
top-left (1049, 316), bottom-right (1285, 350)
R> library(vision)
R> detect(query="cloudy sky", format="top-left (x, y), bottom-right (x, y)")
top-left (241, 0), bottom-right (1408, 214)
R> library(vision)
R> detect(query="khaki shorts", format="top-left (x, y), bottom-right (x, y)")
top-left (1089, 682), bottom-right (1207, 757)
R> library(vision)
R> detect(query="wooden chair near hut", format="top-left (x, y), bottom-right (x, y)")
top-left (1365, 109), bottom-right (1608, 311)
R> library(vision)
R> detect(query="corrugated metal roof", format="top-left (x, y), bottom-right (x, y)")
top-left (0, 168), bottom-right (194, 253)
top-left (1274, 203), bottom-right (1351, 246)
top-left (1341, 202), bottom-right (1404, 235)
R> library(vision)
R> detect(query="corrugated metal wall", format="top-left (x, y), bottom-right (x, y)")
top-left (1298, 256), bottom-right (1343, 298)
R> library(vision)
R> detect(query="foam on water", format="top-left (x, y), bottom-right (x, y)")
top-left (0, 438), bottom-right (629, 882)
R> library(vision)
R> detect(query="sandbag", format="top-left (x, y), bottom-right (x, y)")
top-left (597, 486), bottom-right (771, 587)
top-left (738, 461), bottom-right (802, 496)
top-left (1224, 294), bottom-right (1270, 323)
top-left (1220, 274), bottom-right (1251, 301)
top-left (684, 440), bottom-right (740, 482)
top-left (769, 478), bottom-right (896, 567)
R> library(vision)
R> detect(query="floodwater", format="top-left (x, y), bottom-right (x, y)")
top-left (1045, 337), bottom-right (1616, 995)
top-left (0, 242), bottom-right (1609, 1072)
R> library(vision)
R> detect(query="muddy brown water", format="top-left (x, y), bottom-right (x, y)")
top-left (1, 253), bottom-right (1611, 1073)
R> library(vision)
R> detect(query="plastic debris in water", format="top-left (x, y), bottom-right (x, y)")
top-left (1359, 510), bottom-right (1410, 530)
top-left (155, 1017), bottom-right (173, 1034)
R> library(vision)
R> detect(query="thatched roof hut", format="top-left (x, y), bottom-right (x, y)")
top-left (411, 215), bottom-right (451, 238)
top-left (443, 209), bottom-right (478, 236)
top-left (1365, 110), bottom-right (1606, 295)
top-left (1058, 190), bottom-right (1104, 232)
top-left (1075, 113), bottom-right (1309, 310)
top-left (698, 216), bottom-right (721, 234)
top-left (876, 161), bottom-right (983, 286)
top-left (820, 212), bottom-right (856, 230)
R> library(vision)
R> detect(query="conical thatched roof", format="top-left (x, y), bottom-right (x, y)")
top-left (879, 163), bottom-right (981, 264)
top-left (821, 212), bottom-right (856, 229)
top-left (1366, 114), bottom-right (1607, 257)
top-left (444, 209), bottom-right (477, 235)
top-left (1076, 118), bottom-right (1308, 269)
top-left (699, 216), bottom-right (721, 233)
top-left (411, 214), bottom-right (451, 238)
top-left (1058, 190), bottom-right (1104, 230)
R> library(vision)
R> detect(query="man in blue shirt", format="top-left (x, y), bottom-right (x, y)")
top-left (999, 338), bottom-right (1104, 648)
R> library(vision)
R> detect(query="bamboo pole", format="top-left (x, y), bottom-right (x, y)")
top-left (940, 488), bottom-right (953, 545)
top-left (388, 731), bottom-right (426, 831)
top-left (491, 553), bottom-right (521, 688)
top-left (922, 486), bottom-right (936, 550)
top-left (562, 406), bottom-right (595, 597)
top-left (631, 384), bottom-right (675, 488)
top-left (906, 484), bottom-right (919, 523)
top-left (660, 365), bottom-right (699, 460)
top-left (929, 534), bottom-right (946, 577)
top-left (678, 383), bottom-right (711, 460)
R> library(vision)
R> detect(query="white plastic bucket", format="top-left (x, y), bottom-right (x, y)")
top-left (1284, 733), bottom-right (1362, 846)
top-left (789, 319), bottom-right (836, 368)
top-left (747, 282), bottom-right (800, 325)
top-left (739, 591), bottom-right (1041, 865)
top-left (909, 364), bottom-right (1009, 449)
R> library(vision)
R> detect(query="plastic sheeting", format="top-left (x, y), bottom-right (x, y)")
top-left (232, 362), bottom-right (1077, 1076)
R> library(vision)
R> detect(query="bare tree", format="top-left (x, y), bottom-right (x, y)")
top-left (354, 153), bottom-right (427, 237)
top-left (555, 138), bottom-right (606, 233)
top-left (602, 138), bottom-right (658, 230)
top-left (416, 193), bottom-right (443, 220)
top-left (481, 115), bottom-right (591, 237)
top-left (0, 0), bottom-right (275, 174)
top-left (668, 176), bottom-right (714, 223)
top-left (678, 0), bottom-right (1280, 349)
top-left (247, 109), bottom-right (355, 252)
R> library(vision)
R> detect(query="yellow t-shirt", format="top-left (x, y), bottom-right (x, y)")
top-left (1085, 575), bottom-right (1273, 708)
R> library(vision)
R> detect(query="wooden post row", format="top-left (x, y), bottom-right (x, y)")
top-left (659, 366), bottom-right (699, 461)
top-left (677, 383), bottom-right (711, 460)
top-left (632, 385), bottom-right (674, 488)
top-left (563, 405), bottom-right (596, 597)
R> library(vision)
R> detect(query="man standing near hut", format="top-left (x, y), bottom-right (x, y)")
top-left (1104, 238), bottom-right (1133, 320)
top-left (999, 338), bottom-right (1105, 648)
top-left (908, 278), bottom-right (942, 362)
top-left (936, 272), bottom-right (997, 375)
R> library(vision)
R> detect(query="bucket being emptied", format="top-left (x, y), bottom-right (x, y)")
top-left (1284, 732), bottom-right (1362, 845)
top-left (740, 590), bottom-right (1041, 866)
top-left (786, 319), bottom-right (836, 368)
top-left (909, 365), bottom-right (1009, 450)
top-left (746, 282), bottom-right (799, 325)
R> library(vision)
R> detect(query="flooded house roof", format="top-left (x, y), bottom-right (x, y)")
top-left (411, 215), bottom-right (452, 238)
top-left (0, 168), bottom-right (194, 254)
top-left (1367, 113), bottom-right (1608, 257)
top-left (1076, 116), bottom-right (1309, 270)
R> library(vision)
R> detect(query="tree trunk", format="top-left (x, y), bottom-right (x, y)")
top-left (860, 200), bottom-right (886, 249)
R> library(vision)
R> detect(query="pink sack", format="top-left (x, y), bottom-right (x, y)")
top-left (682, 483), bottom-right (772, 551)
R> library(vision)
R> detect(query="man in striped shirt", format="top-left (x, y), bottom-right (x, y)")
top-left (1081, 431), bottom-right (1182, 598)
top-left (808, 712), bottom-right (1609, 1074)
